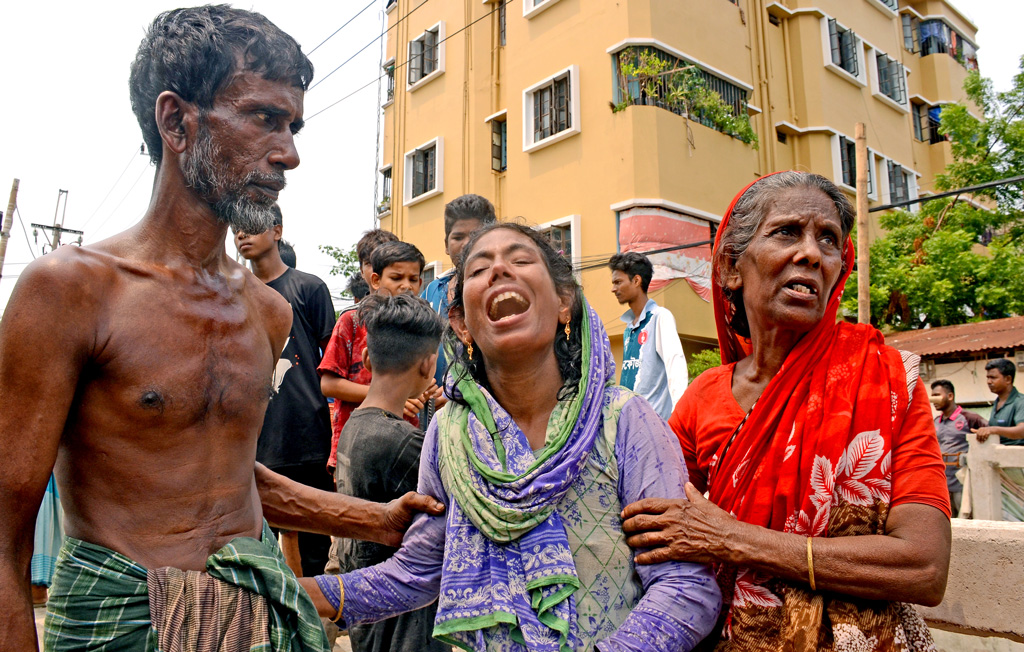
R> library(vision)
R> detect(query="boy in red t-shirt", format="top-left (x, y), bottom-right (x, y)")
top-left (319, 238), bottom-right (430, 470)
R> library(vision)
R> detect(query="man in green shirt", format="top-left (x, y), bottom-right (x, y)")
top-left (975, 358), bottom-right (1024, 446)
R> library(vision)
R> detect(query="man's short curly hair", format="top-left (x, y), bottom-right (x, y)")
top-left (129, 5), bottom-right (314, 165)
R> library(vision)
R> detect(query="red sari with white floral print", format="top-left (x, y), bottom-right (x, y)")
top-left (701, 174), bottom-right (944, 652)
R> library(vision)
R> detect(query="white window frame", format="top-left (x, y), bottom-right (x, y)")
top-left (407, 21), bottom-right (445, 91)
top-left (868, 47), bottom-right (909, 113)
top-left (382, 57), bottom-right (396, 108)
top-left (385, 0), bottom-right (398, 15)
top-left (820, 16), bottom-right (866, 87)
top-left (832, 134), bottom-right (877, 201)
top-left (523, 0), bottom-right (563, 20)
top-left (864, 0), bottom-right (898, 16)
top-left (535, 215), bottom-right (582, 270)
top-left (522, 65), bottom-right (581, 153)
top-left (403, 137), bottom-right (444, 206)
top-left (878, 157), bottom-right (920, 209)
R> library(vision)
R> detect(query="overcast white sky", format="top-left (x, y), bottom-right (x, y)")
top-left (0, 0), bottom-right (1021, 315)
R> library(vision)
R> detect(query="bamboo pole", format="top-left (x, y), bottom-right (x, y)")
top-left (855, 123), bottom-right (870, 324)
top-left (0, 178), bottom-right (21, 283)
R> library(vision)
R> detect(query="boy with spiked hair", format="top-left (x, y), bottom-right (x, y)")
top-left (326, 293), bottom-right (450, 652)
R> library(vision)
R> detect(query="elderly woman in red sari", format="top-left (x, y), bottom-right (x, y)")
top-left (621, 171), bottom-right (952, 651)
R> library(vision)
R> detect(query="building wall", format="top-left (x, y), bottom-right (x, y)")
top-left (922, 353), bottom-right (1024, 415)
top-left (377, 0), bottom-right (980, 369)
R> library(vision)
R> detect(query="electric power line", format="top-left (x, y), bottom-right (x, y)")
top-left (89, 164), bottom-right (152, 239)
top-left (869, 174), bottom-right (1024, 212)
top-left (14, 207), bottom-right (37, 259)
top-left (307, 0), bottom-right (511, 121)
top-left (80, 148), bottom-right (145, 230)
top-left (308, 0), bottom-right (430, 92)
top-left (307, 0), bottom-right (376, 55)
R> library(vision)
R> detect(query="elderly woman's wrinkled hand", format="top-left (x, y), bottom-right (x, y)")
top-left (621, 483), bottom-right (739, 566)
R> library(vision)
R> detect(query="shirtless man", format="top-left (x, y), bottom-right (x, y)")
top-left (0, 7), bottom-right (440, 650)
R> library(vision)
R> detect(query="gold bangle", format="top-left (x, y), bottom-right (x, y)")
top-left (806, 536), bottom-right (816, 592)
top-left (332, 575), bottom-right (346, 623)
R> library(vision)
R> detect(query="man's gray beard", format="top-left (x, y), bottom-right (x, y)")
top-left (182, 126), bottom-right (280, 235)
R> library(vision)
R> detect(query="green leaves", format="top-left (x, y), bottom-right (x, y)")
top-left (860, 60), bottom-right (1024, 330)
top-left (318, 244), bottom-right (359, 279)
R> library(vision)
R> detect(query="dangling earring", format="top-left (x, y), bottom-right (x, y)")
top-left (564, 321), bottom-right (571, 341)
top-left (467, 341), bottom-right (474, 360)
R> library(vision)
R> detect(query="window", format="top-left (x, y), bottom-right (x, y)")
top-left (887, 161), bottom-right (910, 205)
top-left (498, 0), bottom-right (506, 47)
top-left (613, 46), bottom-right (750, 136)
top-left (838, 136), bottom-right (873, 194)
top-left (828, 19), bottom-right (860, 77)
top-left (544, 224), bottom-right (572, 260)
top-left (912, 103), bottom-right (945, 144)
top-left (902, 15), bottom-right (919, 53)
top-left (875, 52), bottom-right (906, 105)
top-left (523, 66), bottom-right (581, 152)
top-left (421, 261), bottom-right (443, 286)
top-left (878, 0), bottom-right (897, 9)
top-left (403, 137), bottom-right (444, 205)
top-left (917, 19), bottom-right (978, 71)
top-left (408, 23), bottom-right (445, 87)
top-left (379, 167), bottom-right (392, 214)
top-left (534, 75), bottom-right (570, 142)
top-left (383, 59), bottom-right (395, 104)
top-left (491, 116), bottom-right (507, 172)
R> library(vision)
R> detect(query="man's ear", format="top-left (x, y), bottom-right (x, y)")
top-left (361, 346), bottom-right (372, 374)
top-left (370, 272), bottom-right (382, 291)
top-left (272, 225), bottom-right (283, 242)
top-left (632, 274), bottom-right (643, 290)
top-left (421, 353), bottom-right (439, 380)
top-left (155, 91), bottom-right (195, 157)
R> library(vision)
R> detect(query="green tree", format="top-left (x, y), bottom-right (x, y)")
top-left (843, 57), bottom-right (1024, 329)
top-left (687, 347), bottom-right (722, 380)
top-left (319, 244), bottom-right (359, 279)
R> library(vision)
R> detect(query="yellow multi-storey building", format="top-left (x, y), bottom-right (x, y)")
top-left (375, 0), bottom-right (980, 363)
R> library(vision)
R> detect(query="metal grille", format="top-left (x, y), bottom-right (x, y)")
top-left (839, 137), bottom-right (872, 194)
top-left (829, 19), bottom-right (859, 77)
top-left (533, 75), bottom-right (571, 143)
top-left (408, 27), bottom-right (439, 85)
top-left (902, 15), bottom-right (919, 53)
top-left (382, 168), bottom-right (391, 202)
top-left (614, 47), bottom-right (749, 134)
top-left (385, 64), bottom-right (395, 101)
top-left (412, 145), bottom-right (436, 198)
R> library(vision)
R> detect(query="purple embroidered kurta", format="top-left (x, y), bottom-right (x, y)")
top-left (338, 391), bottom-right (721, 651)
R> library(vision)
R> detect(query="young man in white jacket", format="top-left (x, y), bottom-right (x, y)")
top-left (610, 252), bottom-right (689, 420)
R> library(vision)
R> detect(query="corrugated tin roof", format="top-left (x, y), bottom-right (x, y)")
top-left (884, 316), bottom-right (1024, 357)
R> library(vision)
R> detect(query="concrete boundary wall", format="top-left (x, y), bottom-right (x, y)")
top-left (918, 520), bottom-right (1024, 642)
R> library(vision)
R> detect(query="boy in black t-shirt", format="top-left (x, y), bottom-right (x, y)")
top-left (233, 206), bottom-right (337, 577)
top-left (333, 293), bottom-right (450, 652)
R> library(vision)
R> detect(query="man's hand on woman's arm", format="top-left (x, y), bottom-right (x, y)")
top-left (255, 463), bottom-right (443, 547)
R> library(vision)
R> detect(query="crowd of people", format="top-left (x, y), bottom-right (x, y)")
top-left (4, 5), bottom-right (1023, 652)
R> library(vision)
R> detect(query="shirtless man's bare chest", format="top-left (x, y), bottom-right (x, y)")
top-left (45, 240), bottom-right (290, 570)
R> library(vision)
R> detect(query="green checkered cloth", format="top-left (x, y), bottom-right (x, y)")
top-left (44, 522), bottom-right (328, 651)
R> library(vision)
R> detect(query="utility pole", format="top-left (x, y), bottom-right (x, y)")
top-left (855, 122), bottom-right (870, 325)
top-left (0, 178), bottom-right (20, 283)
top-left (31, 189), bottom-right (83, 254)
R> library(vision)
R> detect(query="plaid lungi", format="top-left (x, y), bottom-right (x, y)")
top-left (43, 522), bottom-right (329, 652)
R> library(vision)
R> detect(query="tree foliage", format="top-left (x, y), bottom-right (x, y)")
top-left (842, 57), bottom-right (1024, 329)
top-left (687, 347), bottom-right (722, 380)
top-left (319, 244), bottom-right (359, 279)
top-left (613, 46), bottom-right (758, 148)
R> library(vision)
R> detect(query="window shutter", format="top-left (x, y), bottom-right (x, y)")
top-left (409, 40), bottom-right (423, 84)
top-left (424, 29), bottom-right (437, 75)
top-left (829, 19), bottom-right (841, 67)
